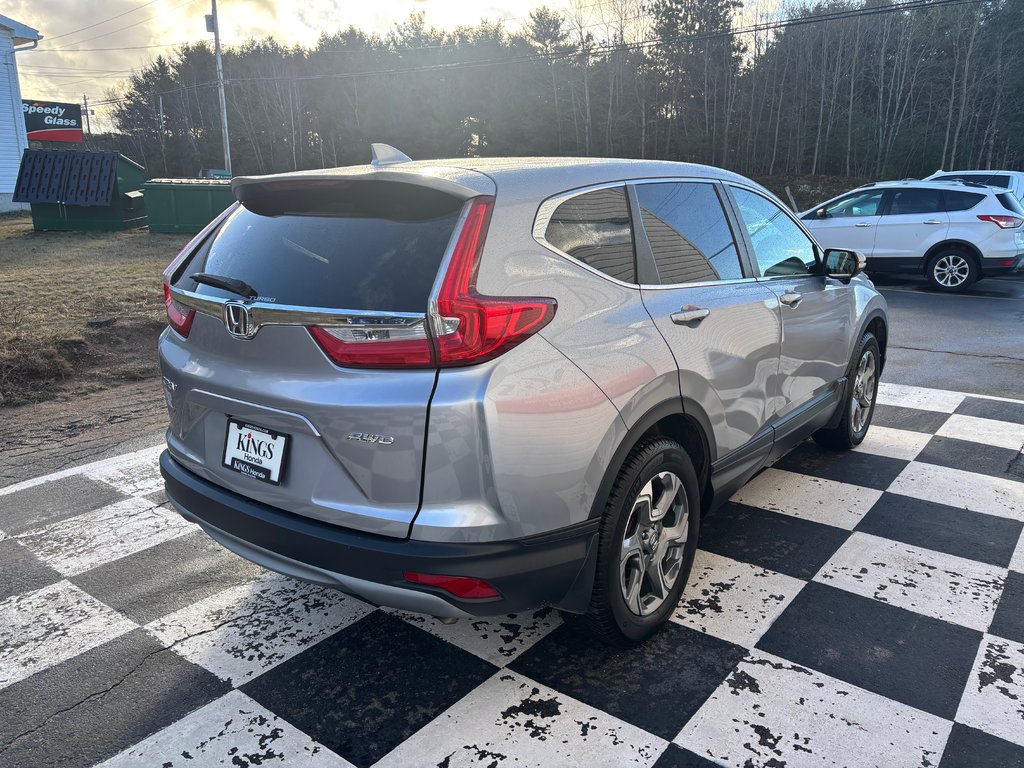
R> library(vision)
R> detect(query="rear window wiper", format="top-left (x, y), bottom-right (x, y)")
top-left (190, 272), bottom-right (258, 300)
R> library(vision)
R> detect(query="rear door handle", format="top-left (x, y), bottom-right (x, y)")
top-left (923, 219), bottom-right (943, 225)
top-left (780, 291), bottom-right (802, 307)
top-left (670, 306), bottom-right (711, 325)
top-left (855, 222), bottom-right (873, 228)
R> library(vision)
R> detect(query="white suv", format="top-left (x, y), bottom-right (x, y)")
top-left (925, 169), bottom-right (1024, 203)
top-left (802, 180), bottom-right (1024, 291)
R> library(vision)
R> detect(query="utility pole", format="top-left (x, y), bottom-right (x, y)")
top-left (82, 93), bottom-right (92, 136)
top-left (158, 94), bottom-right (167, 175)
top-left (207, 0), bottom-right (232, 175)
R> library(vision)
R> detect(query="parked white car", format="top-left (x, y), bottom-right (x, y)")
top-left (925, 169), bottom-right (1024, 203)
top-left (802, 179), bottom-right (1024, 291)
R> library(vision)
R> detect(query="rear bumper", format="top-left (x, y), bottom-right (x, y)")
top-left (980, 254), bottom-right (1024, 276)
top-left (161, 450), bottom-right (597, 617)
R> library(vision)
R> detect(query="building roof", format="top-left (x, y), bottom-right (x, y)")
top-left (0, 14), bottom-right (42, 47)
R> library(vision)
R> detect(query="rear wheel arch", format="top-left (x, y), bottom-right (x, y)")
top-left (589, 399), bottom-right (713, 522)
top-left (922, 239), bottom-right (982, 272)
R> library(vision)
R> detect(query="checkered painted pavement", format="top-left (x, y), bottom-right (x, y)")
top-left (0, 382), bottom-right (1022, 768)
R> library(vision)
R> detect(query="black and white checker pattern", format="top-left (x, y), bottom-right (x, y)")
top-left (1, 382), bottom-right (1022, 768)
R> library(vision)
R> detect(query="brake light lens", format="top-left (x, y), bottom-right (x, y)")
top-left (164, 283), bottom-right (195, 337)
top-left (307, 327), bottom-right (434, 369)
top-left (309, 195), bottom-right (556, 369)
top-left (403, 571), bottom-right (501, 599)
top-left (433, 196), bottom-right (556, 367)
top-left (977, 214), bottom-right (1023, 228)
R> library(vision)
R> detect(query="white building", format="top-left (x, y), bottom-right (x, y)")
top-left (0, 15), bottom-right (41, 212)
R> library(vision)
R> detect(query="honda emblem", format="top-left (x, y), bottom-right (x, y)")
top-left (223, 302), bottom-right (254, 339)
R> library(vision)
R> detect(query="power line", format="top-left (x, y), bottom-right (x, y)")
top-left (23, 41), bottom-right (193, 53)
top-left (44, 0), bottom-right (161, 42)
top-left (34, 0), bottom-right (203, 51)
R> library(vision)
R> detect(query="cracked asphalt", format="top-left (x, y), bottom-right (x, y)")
top-left (875, 274), bottom-right (1024, 399)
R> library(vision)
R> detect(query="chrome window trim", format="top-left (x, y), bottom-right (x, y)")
top-left (167, 284), bottom-right (427, 335)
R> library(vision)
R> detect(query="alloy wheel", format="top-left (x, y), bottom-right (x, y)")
top-left (850, 348), bottom-right (877, 434)
top-left (619, 471), bottom-right (689, 617)
top-left (933, 254), bottom-right (971, 288)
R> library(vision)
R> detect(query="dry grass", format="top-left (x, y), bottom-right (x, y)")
top-left (755, 175), bottom-right (871, 211)
top-left (0, 212), bottom-right (190, 406)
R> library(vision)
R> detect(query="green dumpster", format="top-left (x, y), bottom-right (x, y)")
top-left (143, 178), bottom-right (236, 234)
top-left (13, 150), bottom-right (147, 232)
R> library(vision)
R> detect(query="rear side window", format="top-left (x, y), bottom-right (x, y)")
top-left (173, 181), bottom-right (463, 313)
top-left (934, 173), bottom-right (1011, 189)
top-left (997, 193), bottom-right (1024, 215)
top-left (635, 182), bottom-right (743, 284)
top-left (544, 187), bottom-right (636, 283)
top-left (886, 188), bottom-right (942, 215)
top-left (942, 191), bottom-right (985, 212)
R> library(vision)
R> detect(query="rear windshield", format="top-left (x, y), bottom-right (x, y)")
top-left (997, 192), bottom-right (1024, 215)
top-left (933, 173), bottom-right (1012, 189)
top-left (173, 181), bottom-right (464, 313)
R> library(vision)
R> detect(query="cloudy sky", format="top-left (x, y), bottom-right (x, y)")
top-left (8, 0), bottom-right (553, 129)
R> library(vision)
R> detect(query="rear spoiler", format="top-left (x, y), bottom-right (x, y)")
top-left (232, 165), bottom-right (494, 206)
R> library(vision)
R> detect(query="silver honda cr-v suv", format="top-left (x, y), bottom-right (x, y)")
top-left (160, 146), bottom-right (888, 643)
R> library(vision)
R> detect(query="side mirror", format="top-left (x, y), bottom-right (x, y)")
top-left (823, 248), bottom-right (866, 282)
top-left (815, 207), bottom-right (827, 219)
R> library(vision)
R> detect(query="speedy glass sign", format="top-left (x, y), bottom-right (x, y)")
top-left (22, 100), bottom-right (84, 143)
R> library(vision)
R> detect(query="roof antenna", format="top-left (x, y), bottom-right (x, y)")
top-left (371, 143), bottom-right (412, 167)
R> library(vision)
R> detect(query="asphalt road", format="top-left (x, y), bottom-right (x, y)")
top-left (872, 273), bottom-right (1024, 399)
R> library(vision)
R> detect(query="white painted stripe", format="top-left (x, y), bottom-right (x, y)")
top-left (936, 414), bottom-right (1024, 451)
top-left (677, 650), bottom-right (952, 767)
top-left (145, 573), bottom-right (373, 686)
top-left (672, 550), bottom-right (805, 648)
top-left (97, 690), bottom-right (354, 767)
top-left (814, 532), bottom-right (1007, 632)
top-left (15, 497), bottom-right (195, 577)
top-left (376, 670), bottom-right (667, 768)
top-left (853, 425), bottom-right (933, 461)
top-left (889, 462), bottom-right (1024, 522)
top-left (730, 468), bottom-right (882, 530)
top-left (956, 635), bottom-right (1024, 747)
top-left (876, 383), bottom-right (966, 413)
top-left (0, 581), bottom-right (136, 692)
top-left (0, 444), bottom-right (164, 497)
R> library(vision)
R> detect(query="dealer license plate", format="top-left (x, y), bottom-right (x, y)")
top-left (223, 419), bottom-right (288, 485)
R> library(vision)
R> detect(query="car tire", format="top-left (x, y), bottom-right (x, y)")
top-left (583, 437), bottom-right (700, 645)
top-left (813, 331), bottom-right (881, 450)
top-left (926, 248), bottom-right (978, 292)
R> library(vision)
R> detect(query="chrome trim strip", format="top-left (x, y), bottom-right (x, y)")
top-left (168, 285), bottom-right (427, 335)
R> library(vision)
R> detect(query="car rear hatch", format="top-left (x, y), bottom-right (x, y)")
top-left (160, 168), bottom-right (496, 538)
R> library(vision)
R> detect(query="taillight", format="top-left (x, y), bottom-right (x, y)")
top-left (403, 571), bottom-right (501, 599)
top-left (307, 327), bottom-right (434, 369)
top-left (433, 196), bottom-right (556, 367)
top-left (309, 195), bottom-right (556, 369)
top-left (977, 214), bottom-right (1023, 228)
top-left (164, 283), bottom-right (195, 337)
